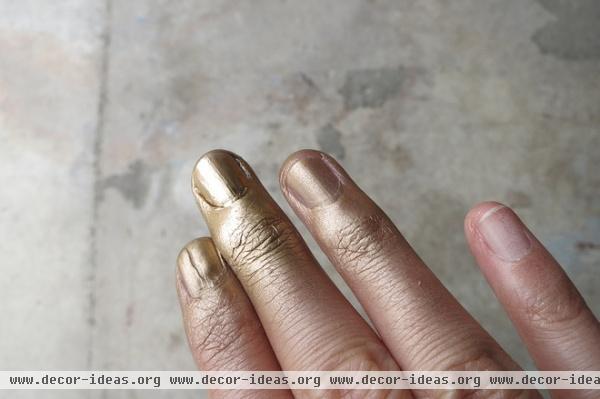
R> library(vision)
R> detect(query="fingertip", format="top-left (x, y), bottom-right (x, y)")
top-left (464, 201), bottom-right (508, 236)
top-left (176, 237), bottom-right (228, 299)
top-left (279, 149), bottom-right (325, 188)
top-left (191, 149), bottom-right (244, 187)
top-left (191, 150), bottom-right (254, 208)
top-left (279, 149), bottom-right (348, 209)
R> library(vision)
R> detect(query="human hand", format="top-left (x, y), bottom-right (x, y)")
top-left (176, 150), bottom-right (600, 399)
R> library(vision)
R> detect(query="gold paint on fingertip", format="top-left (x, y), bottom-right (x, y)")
top-left (177, 238), bottom-right (228, 298)
top-left (192, 150), bottom-right (252, 208)
top-left (283, 152), bottom-right (342, 209)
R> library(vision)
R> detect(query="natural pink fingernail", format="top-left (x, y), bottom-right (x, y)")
top-left (477, 205), bottom-right (532, 262)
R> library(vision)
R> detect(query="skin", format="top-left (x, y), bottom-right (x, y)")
top-left (176, 149), bottom-right (600, 399)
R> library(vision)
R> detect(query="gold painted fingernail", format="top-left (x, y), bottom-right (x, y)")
top-left (283, 151), bottom-right (342, 208)
top-left (192, 150), bottom-right (252, 207)
top-left (177, 238), bottom-right (228, 298)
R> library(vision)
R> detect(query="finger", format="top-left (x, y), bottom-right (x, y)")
top-left (176, 238), bottom-right (293, 399)
top-left (280, 150), bottom-right (540, 398)
top-left (191, 150), bottom-right (411, 399)
top-left (465, 202), bottom-right (600, 398)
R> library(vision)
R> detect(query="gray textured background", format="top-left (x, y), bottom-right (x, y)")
top-left (1, 1), bottom-right (599, 398)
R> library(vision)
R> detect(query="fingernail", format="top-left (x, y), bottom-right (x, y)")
top-left (177, 238), bottom-right (227, 298)
top-left (192, 150), bottom-right (251, 207)
top-left (283, 152), bottom-right (342, 208)
top-left (477, 205), bottom-right (532, 262)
